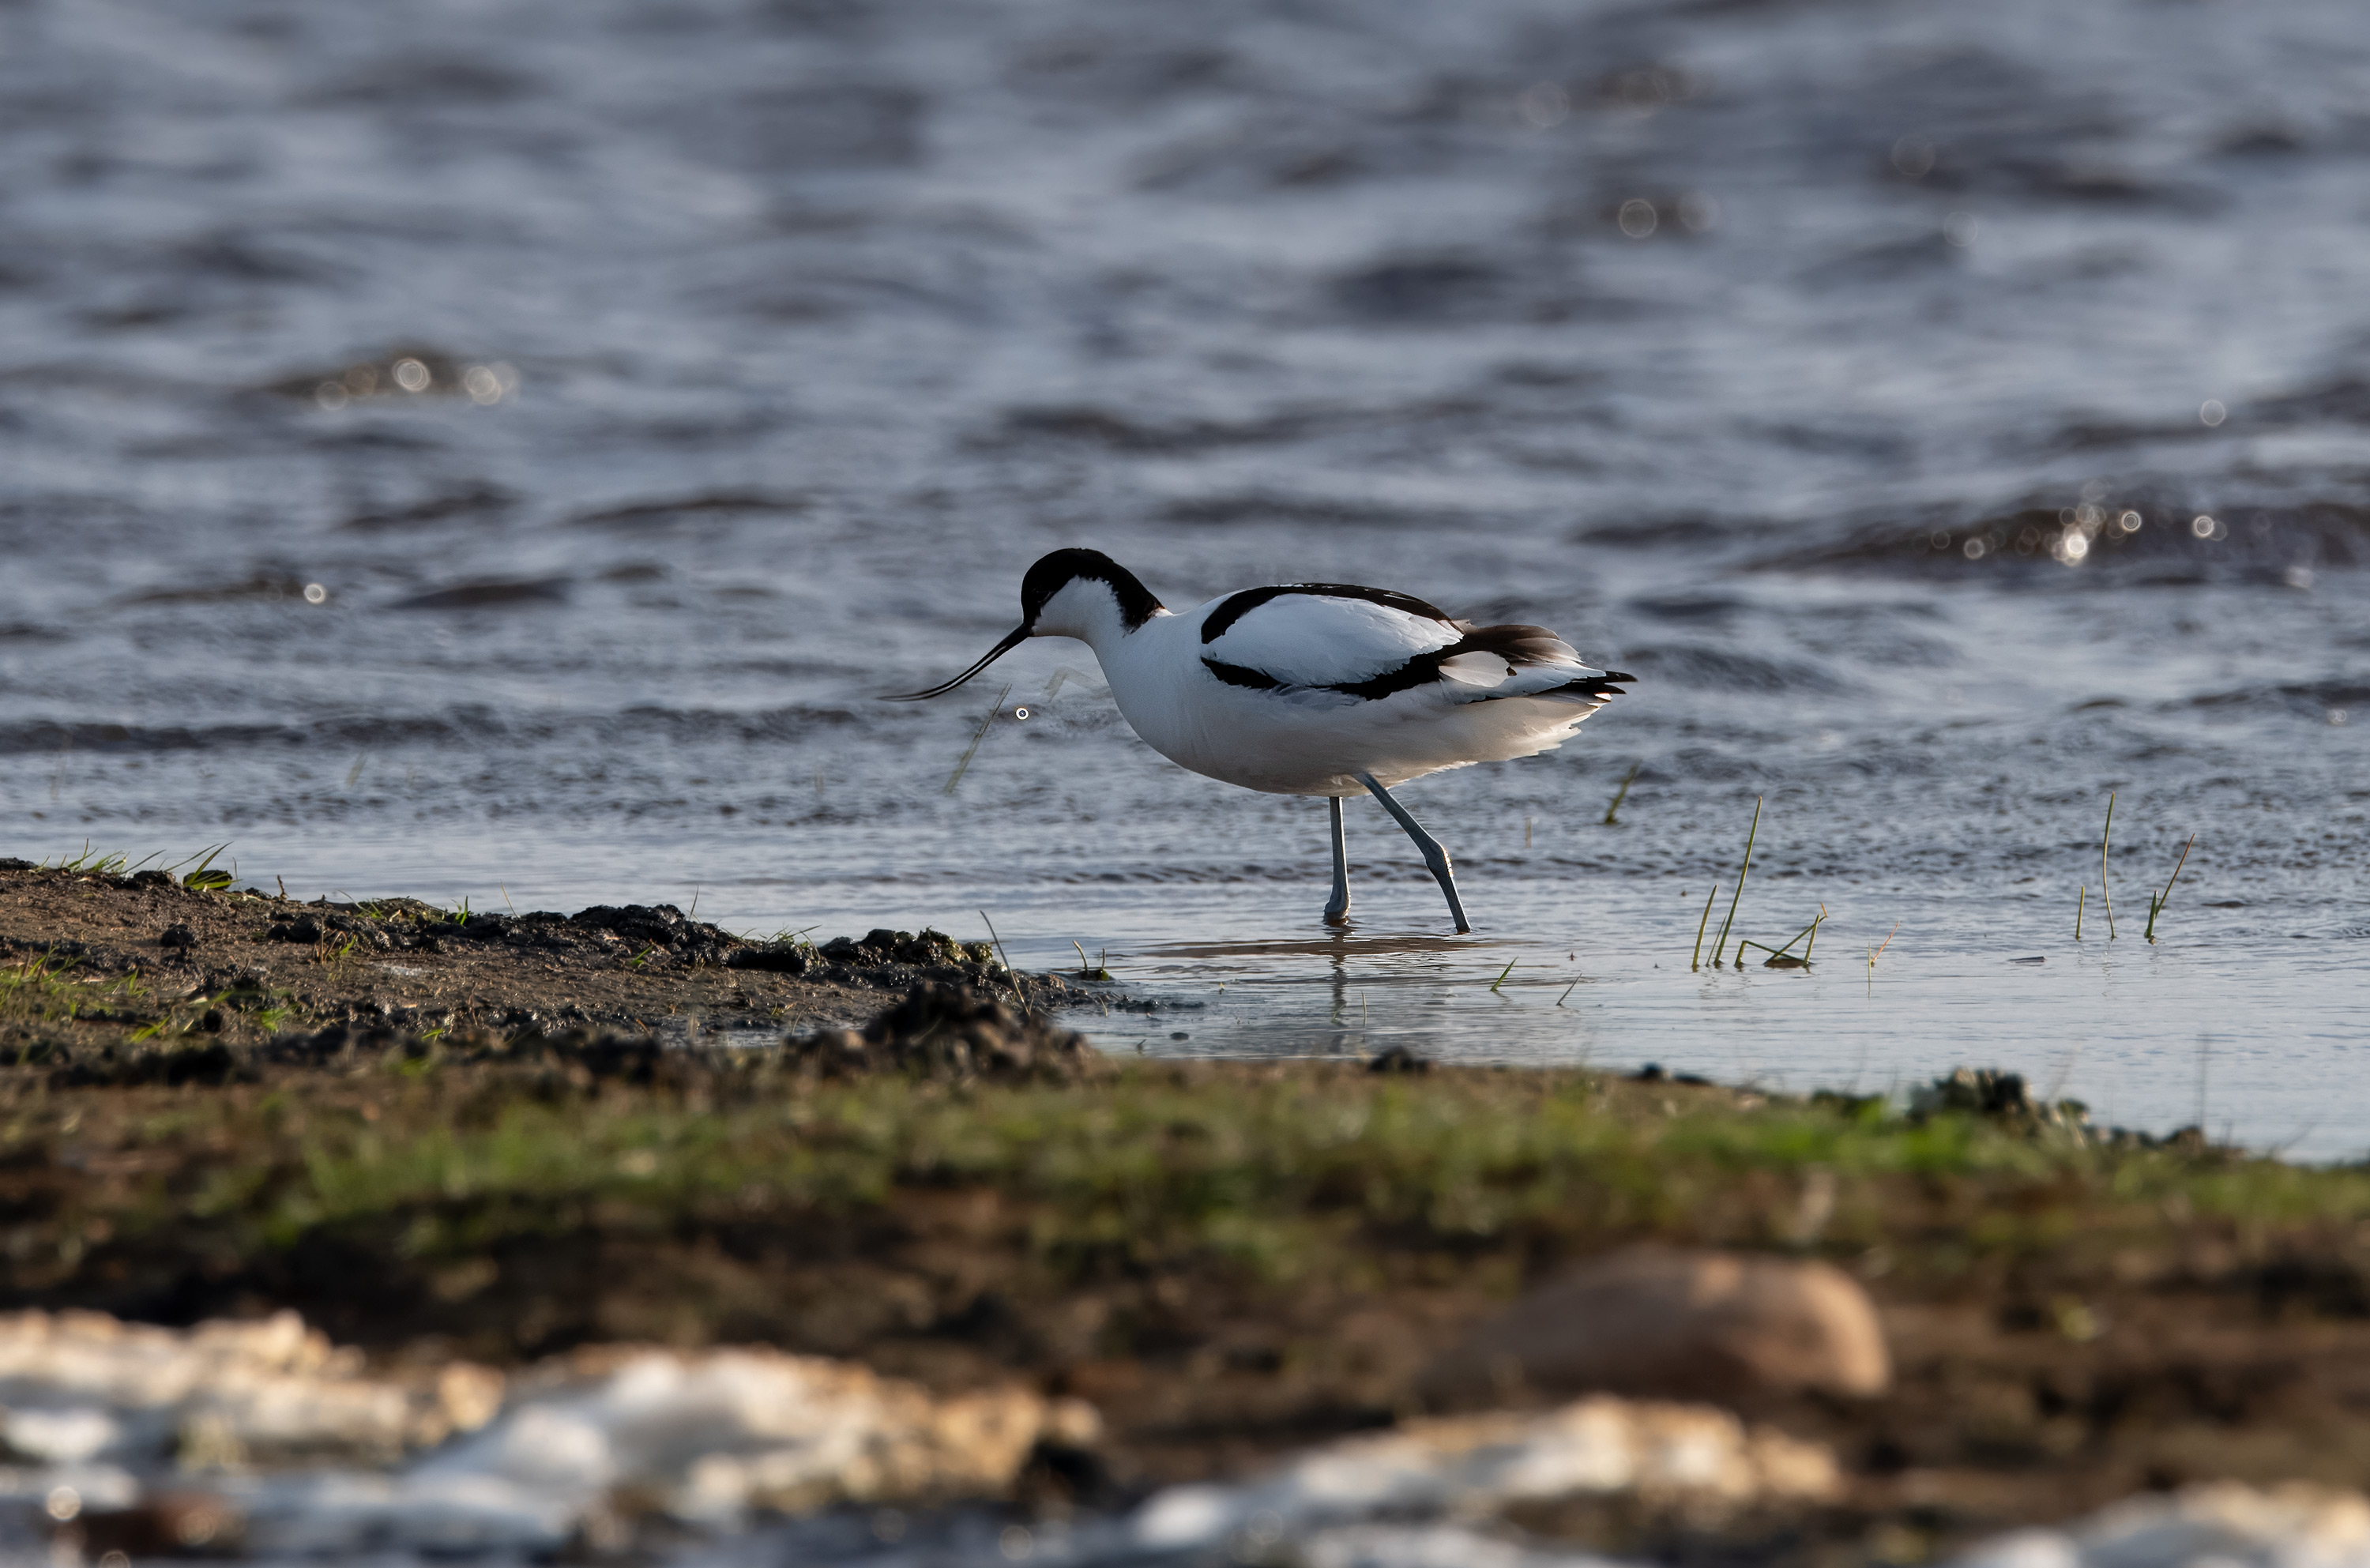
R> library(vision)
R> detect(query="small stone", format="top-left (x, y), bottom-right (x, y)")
top-left (159, 924), bottom-right (198, 949)
top-left (1422, 1245), bottom-right (1890, 1405)
top-left (727, 942), bottom-right (811, 976)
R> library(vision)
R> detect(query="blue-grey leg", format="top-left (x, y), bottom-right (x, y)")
top-left (1324, 795), bottom-right (1352, 926)
top-left (1355, 772), bottom-right (1472, 934)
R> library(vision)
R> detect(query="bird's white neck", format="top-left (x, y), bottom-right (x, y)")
top-left (1030, 577), bottom-right (1170, 655)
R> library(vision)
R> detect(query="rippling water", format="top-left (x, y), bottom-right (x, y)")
top-left (2, 0), bottom-right (2366, 1155)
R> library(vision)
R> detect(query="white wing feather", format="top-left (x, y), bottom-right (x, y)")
top-left (1199, 594), bottom-right (1458, 688)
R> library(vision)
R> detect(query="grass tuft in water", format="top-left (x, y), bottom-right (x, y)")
top-left (2099, 793), bottom-right (2117, 939)
top-left (1601, 760), bottom-right (1642, 826)
top-left (1742, 908), bottom-right (1824, 969)
top-left (2144, 833), bottom-right (2197, 944)
top-left (1710, 797), bottom-right (1762, 970)
top-left (1690, 882), bottom-right (1718, 972)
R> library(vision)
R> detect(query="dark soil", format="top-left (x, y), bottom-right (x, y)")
top-left (0, 861), bottom-right (1087, 1053)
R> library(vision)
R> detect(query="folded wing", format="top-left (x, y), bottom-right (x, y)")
top-left (1198, 585), bottom-right (1629, 705)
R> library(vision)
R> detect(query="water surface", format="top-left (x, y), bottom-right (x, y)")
top-left (1, 0), bottom-right (2364, 1154)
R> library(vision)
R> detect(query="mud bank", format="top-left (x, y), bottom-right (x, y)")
top-left (0, 861), bottom-right (1093, 1051)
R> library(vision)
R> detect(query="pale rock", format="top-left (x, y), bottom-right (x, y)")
top-left (0, 1307), bottom-right (504, 1463)
top-left (1953, 1482), bottom-right (2370, 1568)
top-left (1133, 1393), bottom-right (1838, 1550)
top-left (422, 1345), bottom-right (1081, 1526)
top-left (1299, 1521), bottom-right (1628, 1566)
top-left (1423, 1246), bottom-right (1890, 1404)
top-left (0, 1310), bottom-right (1097, 1559)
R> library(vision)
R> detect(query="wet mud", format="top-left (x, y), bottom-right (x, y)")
top-left (0, 863), bottom-right (1086, 1055)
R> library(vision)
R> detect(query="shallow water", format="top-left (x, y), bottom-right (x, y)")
top-left (2, 0), bottom-right (2367, 1156)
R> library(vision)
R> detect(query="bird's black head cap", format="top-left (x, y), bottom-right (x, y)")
top-left (1021, 547), bottom-right (1164, 630)
top-left (886, 548), bottom-right (1164, 701)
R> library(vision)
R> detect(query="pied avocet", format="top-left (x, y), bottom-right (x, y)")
top-left (890, 548), bottom-right (1631, 932)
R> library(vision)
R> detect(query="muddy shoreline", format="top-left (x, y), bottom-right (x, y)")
top-left (0, 859), bottom-right (1100, 1055)
top-left (8, 863), bottom-right (2370, 1564)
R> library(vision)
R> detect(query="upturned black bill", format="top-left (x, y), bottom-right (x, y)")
top-left (883, 624), bottom-right (1031, 701)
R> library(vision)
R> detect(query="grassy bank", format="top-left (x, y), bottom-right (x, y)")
top-left (10, 1029), bottom-right (2370, 1556)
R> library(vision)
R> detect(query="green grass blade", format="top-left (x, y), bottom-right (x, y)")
top-left (1691, 883), bottom-right (1717, 972)
top-left (1710, 798), bottom-right (1762, 969)
top-left (2100, 793), bottom-right (2117, 939)
top-left (1602, 761), bottom-right (1642, 826)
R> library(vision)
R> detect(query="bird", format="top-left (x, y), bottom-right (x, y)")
top-left (889, 548), bottom-right (1631, 932)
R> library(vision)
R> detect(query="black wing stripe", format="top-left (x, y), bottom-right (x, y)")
top-left (1200, 625), bottom-right (1632, 704)
top-left (1319, 625), bottom-right (1555, 699)
top-left (1200, 582), bottom-right (1456, 645)
top-left (1202, 657), bottom-right (1286, 691)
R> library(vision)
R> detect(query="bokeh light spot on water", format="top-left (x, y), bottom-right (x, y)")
top-left (393, 358), bottom-right (431, 393)
top-left (303, 583), bottom-right (328, 604)
top-left (2052, 505), bottom-right (2105, 565)
top-left (1963, 537), bottom-right (1987, 559)
top-left (2117, 510), bottom-right (2143, 532)
top-left (2191, 513), bottom-right (2221, 540)
top-left (1618, 198), bottom-right (1657, 238)
top-left (1929, 530), bottom-right (1951, 550)
top-left (1517, 81), bottom-right (1569, 129)
top-left (2199, 399), bottom-right (2227, 427)
top-left (464, 365), bottom-right (504, 404)
top-left (1890, 135), bottom-right (1936, 178)
top-left (314, 382), bottom-right (348, 411)
top-left (1943, 212), bottom-right (1977, 246)
top-left (343, 363), bottom-right (378, 395)
top-left (2334, 709), bottom-right (2351, 726)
